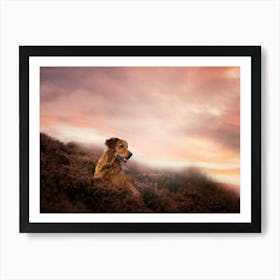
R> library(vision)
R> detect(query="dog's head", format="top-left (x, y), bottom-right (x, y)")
top-left (105, 137), bottom-right (133, 163)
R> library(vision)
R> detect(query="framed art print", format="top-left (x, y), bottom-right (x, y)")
top-left (19, 46), bottom-right (261, 233)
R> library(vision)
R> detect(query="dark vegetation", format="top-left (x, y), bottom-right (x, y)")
top-left (40, 133), bottom-right (240, 213)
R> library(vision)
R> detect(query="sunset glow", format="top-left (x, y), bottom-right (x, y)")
top-left (40, 66), bottom-right (240, 185)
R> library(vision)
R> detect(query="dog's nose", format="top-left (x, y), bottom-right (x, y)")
top-left (127, 152), bottom-right (133, 159)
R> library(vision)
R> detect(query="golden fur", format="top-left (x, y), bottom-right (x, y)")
top-left (94, 138), bottom-right (140, 196)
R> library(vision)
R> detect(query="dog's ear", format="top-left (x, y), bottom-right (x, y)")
top-left (105, 138), bottom-right (119, 149)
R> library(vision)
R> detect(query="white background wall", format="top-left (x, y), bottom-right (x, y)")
top-left (0, 0), bottom-right (279, 279)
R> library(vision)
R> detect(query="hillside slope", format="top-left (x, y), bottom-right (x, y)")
top-left (40, 133), bottom-right (240, 213)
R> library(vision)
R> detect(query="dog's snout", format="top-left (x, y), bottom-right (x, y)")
top-left (127, 152), bottom-right (133, 159)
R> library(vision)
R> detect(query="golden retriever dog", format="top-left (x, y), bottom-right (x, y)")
top-left (94, 137), bottom-right (140, 196)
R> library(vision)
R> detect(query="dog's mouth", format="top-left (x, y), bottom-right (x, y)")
top-left (116, 155), bottom-right (131, 163)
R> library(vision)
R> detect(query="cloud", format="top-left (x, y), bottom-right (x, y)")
top-left (176, 112), bottom-right (240, 152)
top-left (40, 66), bottom-right (240, 184)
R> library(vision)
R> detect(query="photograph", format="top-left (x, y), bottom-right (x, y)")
top-left (40, 66), bottom-right (241, 214)
top-left (2, 1), bottom-right (277, 279)
top-left (19, 46), bottom-right (261, 232)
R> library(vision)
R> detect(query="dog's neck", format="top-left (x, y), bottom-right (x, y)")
top-left (103, 150), bottom-right (122, 176)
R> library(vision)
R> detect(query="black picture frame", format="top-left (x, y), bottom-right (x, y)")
top-left (20, 46), bottom-right (261, 233)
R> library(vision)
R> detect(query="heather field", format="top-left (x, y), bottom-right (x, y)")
top-left (40, 133), bottom-right (240, 213)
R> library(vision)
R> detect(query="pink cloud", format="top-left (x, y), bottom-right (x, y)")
top-left (40, 66), bottom-right (240, 184)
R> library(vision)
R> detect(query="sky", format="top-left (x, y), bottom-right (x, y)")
top-left (40, 66), bottom-right (240, 185)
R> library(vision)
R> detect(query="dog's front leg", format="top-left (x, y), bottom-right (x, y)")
top-left (127, 182), bottom-right (141, 197)
top-left (122, 175), bottom-right (141, 197)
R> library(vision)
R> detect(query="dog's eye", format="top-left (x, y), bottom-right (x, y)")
top-left (119, 144), bottom-right (123, 148)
